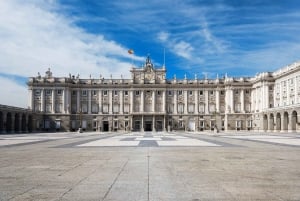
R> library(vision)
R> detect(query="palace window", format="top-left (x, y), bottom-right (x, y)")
top-left (178, 90), bottom-right (183, 95)
top-left (124, 104), bottom-right (130, 113)
top-left (45, 89), bottom-right (52, 96)
top-left (189, 91), bottom-right (193, 96)
top-left (92, 90), bottom-right (97, 96)
top-left (55, 103), bottom-right (62, 113)
top-left (82, 103), bottom-right (88, 113)
top-left (103, 104), bottom-right (109, 113)
top-left (57, 89), bottom-right (62, 95)
top-left (46, 104), bottom-right (51, 113)
top-left (124, 91), bottom-right (128, 96)
top-left (209, 104), bottom-right (215, 113)
top-left (114, 91), bottom-right (118, 96)
top-left (113, 104), bottom-right (119, 113)
top-left (199, 90), bottom-right (203, 95)
top-left (35, 90), bottom-right (41, 96)
top-left (168, 91), bottom-right (173, 96)
top-left (103, 90), bottom-right (108, 96)
top-left (178, 103), bottom-right (184, 114)
top-left (82, 90), bottom-right (87, 96)
top-left (92, 104), bottom-right (98, 113)
top-left (35, 103), bottom-right (41, 112)
top-left (188, 104), bottom-right (194, 113)
top-left (135, 91), bottom-right (140, 96)
top-left (198, 103), bottom-right (205, 113)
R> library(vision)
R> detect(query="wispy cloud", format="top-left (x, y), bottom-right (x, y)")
top-left (0, 0), bottom-right (143, 79)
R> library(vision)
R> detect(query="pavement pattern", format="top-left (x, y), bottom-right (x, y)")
top-left (0, 131), bottom-right (299, 201)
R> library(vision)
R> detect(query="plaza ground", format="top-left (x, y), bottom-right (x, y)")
top-left (0, 131), bottom-right (299, 201)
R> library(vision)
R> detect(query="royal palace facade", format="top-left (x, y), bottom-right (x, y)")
top-left (25, 56), bottom-right (300, 133)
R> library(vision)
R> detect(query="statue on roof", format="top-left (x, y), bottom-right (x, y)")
top-left (144, 55), bottom-right (154, 72)
top-left (45, 68), bottom-right (52, 78)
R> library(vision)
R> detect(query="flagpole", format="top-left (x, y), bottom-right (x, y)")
top-left (163, 48), bottom-right (166, 68)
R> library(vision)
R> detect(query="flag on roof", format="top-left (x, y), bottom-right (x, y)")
top-left (128, 49), bottom-right (134, 54)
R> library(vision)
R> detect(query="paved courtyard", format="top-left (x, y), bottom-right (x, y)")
top-left (0, 131), bottom-right (299, 201)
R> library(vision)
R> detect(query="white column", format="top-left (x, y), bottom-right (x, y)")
top-left (295, 78), bottom-right (298, 104)
top-left (98, 90), bottom-right (102, 114)
top-left (88, 90), bottom-right (91, 114)
top-left (205, 90), bottom-right (209, 114)
top-left (230, 89), bottom-right (234, 113)
top-left (52, 89), bottom-right (55, 113)
top-left (174, 90), bottom-right (177, 114)
top-left (184, 90), bottom-right (188, 114)
top-left (265, 85), bottom-right (269, 109)
top-left (260, 86), bottom-right (263, 111)
top-left (216, 90), bottom-right (220, 113)
top-left (28, 89), bottom-right (33, 109)
top-left (130, 90), bottom-right (134, 113)
top-left (62, 89), bottom-right (65, 113)
top-left (67, 89), bottom-right (71, 114)
top-left (279, 82), bottom-right (283, 107)
top-left (140, 90), bottom-right (144, 113)
top-left (109, 90), bottom-right (113, 114)
top-left (195, 89), bottom-right (198, 114)
top-left (225, 88), bottom-right (229, 113)
top-left (240, 89), bottom-right (245, 113)
top-left (41, 89), bottom-right (45, 112)
top-left (286, 81), bottom-right (290, 105)
top-left (162, 90), bottom-right (166, 113)
top-left (120, 90), bottom-right (123, 114)
top-left (152, 90), bottom-right (156, 112)
top-left (77, 90), bottom-right (80, 113)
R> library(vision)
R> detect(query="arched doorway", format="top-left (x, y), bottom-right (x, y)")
top-left (276, 113), bottom-right (281, 131)
top-left (14, 113), bottom-right (20, 133)
top-left (6, 113), bottom-right (12, 133)
top-left (269, 113), bottom-right (274, 131)
top-left (28, 115), bottom-right (33, 132)
top-left (291, 111), bottom-right (297, 131)
top-left (188, 118), bottom-right (195, 131)
top-left (283, 112), bottom-right (289, 131)
top-left (263, 114), bottom-right (268, 131)
top-left (0, 111), bottom-right (3, 133)
top-left (21, 114), bottom-right (26, 132)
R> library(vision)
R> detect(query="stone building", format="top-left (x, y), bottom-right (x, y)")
top-left (26, 56), bottom-right (300, 132)
top-left (0, 104), bottom-right (37, 133)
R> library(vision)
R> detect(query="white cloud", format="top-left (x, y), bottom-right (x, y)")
top-left (173, 41), bottom-right (194, 59)
top-left (0, 76), bottom-right (28, 108)
top-left (0, 0), bottom-right (144, 107)
top-left (157, 31), bottom-right (169, 42)
top-left (0, 0), bottom-right (143, 78)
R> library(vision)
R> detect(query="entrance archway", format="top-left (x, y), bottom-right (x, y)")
top-left (14, 113), bottom-right (20, 132)
top-left (21, 114), bottom-right (26, 132)
top-left (188, 118), bottom-right (195, 131)
top-left (276, 113), bottom-right (281, 131)
top-left (263, 114), bottom-right (268, 131)
top-left (6, 113), bottom-right (12, 133)
top-left (102, 121), bottom-right (109, 132)
top-left (28, 115), bottom-right (33, 132)
top-left (0, 111), bottom-right (3, 133)
top-left (291, 111), bottom-right (297, 131)
top-left (283, 112), bottom-right (288, 131)
top-left (269, 113), bottom-right (274, 131)
top-left (145, 121), bottom-right (152, 131)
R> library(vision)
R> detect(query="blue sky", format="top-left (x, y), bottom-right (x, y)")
top-left (0, 0), bottom-right (300, 107)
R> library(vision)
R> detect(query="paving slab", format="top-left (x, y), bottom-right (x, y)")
top-left (0, 131), bottom-right (299, 201)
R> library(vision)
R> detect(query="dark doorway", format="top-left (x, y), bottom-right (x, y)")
top-left (103, 121), bottom-right (109, 132)
top-left (145, 121), bottom-right (152, 131)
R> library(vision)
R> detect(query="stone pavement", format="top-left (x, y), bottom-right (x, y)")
top-left (0, 131), bottom-right (299, 201)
